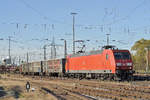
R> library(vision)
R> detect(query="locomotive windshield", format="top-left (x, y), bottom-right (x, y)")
top-left (114, 52), bottom-right (131, 60)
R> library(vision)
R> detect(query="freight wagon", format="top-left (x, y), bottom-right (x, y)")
top-left (46, 58), bottom-right (66, 76)
top-left (21, 61), bottom-right (42, 75)
top-left (21, 59), bottom-right (66, 76)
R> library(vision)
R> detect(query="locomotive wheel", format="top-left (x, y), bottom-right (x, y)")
top-left (113, 74), bottom-right (121, 81)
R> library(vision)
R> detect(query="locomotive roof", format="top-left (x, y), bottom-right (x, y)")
top-left (70, 50), bottom-right (103, 57)
top-left (69, 48), bottom-right (130, 58)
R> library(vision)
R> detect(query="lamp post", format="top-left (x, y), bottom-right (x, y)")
top-left (71, 12), bottom-right (77, 54)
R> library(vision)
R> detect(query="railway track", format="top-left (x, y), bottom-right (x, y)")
top-left (2, 74), bottom-right (150, 100)
top-left (62, 88), bottom-right (96, 100)
top-left (75, 81), bottom-right (150, 100)
top-left (34, 77), bottom-right (150, 100)
top-left (41, 87), bottom-right (66, 100)
top-left (41, 86), bottom-right (97, 100)
top-left (28, 78), bottom-right (97, 100)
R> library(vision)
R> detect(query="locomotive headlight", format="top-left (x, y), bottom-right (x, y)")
top-left (126, 63), bottom-right (132, 66)
top-left (116, 63), bottom-right (122, 66)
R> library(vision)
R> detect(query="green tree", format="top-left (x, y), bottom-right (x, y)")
top-left (131, 38), bottom-right (150, 71)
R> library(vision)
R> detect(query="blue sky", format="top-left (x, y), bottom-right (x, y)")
top-left (0, 0), bottom-right (150, 61)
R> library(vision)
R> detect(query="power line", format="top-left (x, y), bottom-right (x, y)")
top-left (18, 0), bottom-right (69, 25)
top-left (100, 0), bottom-right (147, 27)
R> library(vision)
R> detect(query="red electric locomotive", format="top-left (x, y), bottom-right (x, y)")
top-left (65, 45), bottom-right (134, 80)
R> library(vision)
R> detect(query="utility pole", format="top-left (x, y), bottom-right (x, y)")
top-left (43, 45), bottom-right (47, 74)
top-left (64, 40), bottom-right (67, 58)
top-left (19, 56), bottom-right (21, 65)
top-left (43, 45), bottom-right (47, 73)
top-left (8, 36), bottom-right (12, 65)
top-left (71, 12), bottom-right (77, 54)
top-left (50, 37), bottom-right (57, 59)
top-left (8, 36), bottom-right (11, 58)
top-left (106, 34), bottom-right (110, 45)
top-left (60, 39), bottom-right (67, 58)
top-left (27, 52), bottom-right (29, 73)
top-left (43, 45), bottom-right (46, 61)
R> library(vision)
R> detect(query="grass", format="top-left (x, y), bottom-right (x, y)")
top-left (135, 70), bottom-right (150, 74)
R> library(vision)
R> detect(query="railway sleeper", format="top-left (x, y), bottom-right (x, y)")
top-left (41, 87), bottom-right (66, 100)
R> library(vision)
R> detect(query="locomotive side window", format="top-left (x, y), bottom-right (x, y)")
top-left (106, 54), bottom-right (109, 60)
top-left (114, 52), bottom-right (130, 59)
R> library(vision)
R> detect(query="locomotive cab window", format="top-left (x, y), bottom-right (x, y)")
top-left (106, 54), bottom-right (109, 60)
top-left (114, 52), bottom-right (131, 60)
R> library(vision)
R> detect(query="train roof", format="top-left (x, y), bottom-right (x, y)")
top-left (69, 45), bottom-right (130, 58)
top-left (70, 50), bottom-right (103, 58)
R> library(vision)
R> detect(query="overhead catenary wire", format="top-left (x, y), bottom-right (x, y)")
top-left (17, 0), bottom-right (70, 25)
